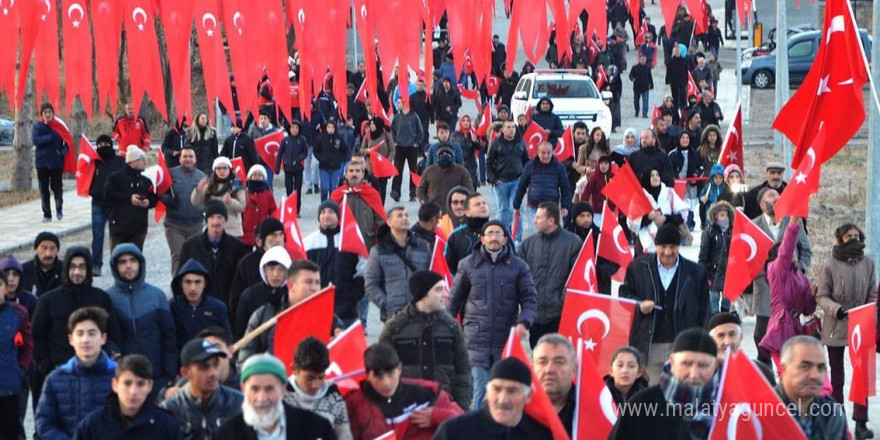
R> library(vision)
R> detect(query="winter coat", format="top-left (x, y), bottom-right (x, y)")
top-left (21, 256), bottom-right (63, 297)
top-left (629, 146), bottom-right (675, 187)
top-left (233, 280), bottom-right (284, 341)
top-left (447, 245), bottom-right (538, 368)
top-left (89, 148), bottom-right (126, 208)
top-left (159, 385), bottom-right (243, 440)
top-left (609, 386), bottom-right (693, 440)
top-left (0, 300), bottom-right (31, 396)
top-left (112, 116), bottom-right (151, 153)
top-left (667, 146), bottom-right (704, 181)
top-left (332, 183), bottom-right (387, 249)
top-left (628, 63), bottom-right (654, 92)
top-left (104, 165), bottom-right (159, 235)
top-left (344, 378), bottom-right (463, 440)
top-left (161, 126), bottom-right (185, 169)
top-left (694, 100), bottom-right (724, 128)
top-left (36, 352), bottom-right (116, 440)
top-left (169, 259), bottom-right (231, 351)
top-left (220, 132), bottom-right (260, 172)
top-left (190, 180), bottom-right (247, 237)
top-left (275, 129), bottom-right (309, 173)
top-left (760, 223), bottom-right (817, 354)
top-left (487, 135), bottom-right (529, 183)
top-left (449, 130), bottom-right (480, 177)
top-left (417, 164), bottom-right (474, 212)
top-left (513, 156), bottom-right (573, 212)
top-left (74, 394), bottom-right (181, 440)
top-left (164, 165), bottom-right (207, 227)
top-left (284, 381), bottom-right (352, 440)
top-left (518, 227), bottom-right (583, 324)
top-left (228, 249), bottom-right (264, 315)
top-left (105, 244), bottom-right (178, 382)
top-left (433, 405), bottom-right (553, 440)
top-left (531, 98), bottom-right (564, 144)
top-left (817, 246), bottom-right (877, 347)
top-left (774, 383), bottom-right (848, 440)
top-left (445, 220), bottom-right (483, 276)
top-left (581, 168), bottom-right (612, 208)
top-left (391, 111), bottom-right (425, 148)
top-left (603, 374), bottom-right (650, 407)
top-left (179, 232), bottom-right (249, 306)
top-left (214, 402), bottom-right (335, 440)
top-left (304, 227), bottom-right (342, 288)
top-left (32, 246), bottom-right (123, 373)
top-left (334, 250), bottom-right (367, 322)
top-left (743, 181), bottom-right (787, 220)
top-left (698, 201), bottom-right (734, 289)
top-left (240, 184), bottom-right (277, 247)
top-left (365, 230), bottom-right (431, 321)
top-left (665, 55), bottom-right (688, 87)
top-left (618, 254), bottom-right (710, 357)
top-left (314, 132), bottom-right (349, 171)
top-left (751, 216), bottom-right (811, 317)
top-left (432, 87), bottom-right (462, 123)
top-left (425, 141), bottom-right (465, 167)
top-left (32, 121), bottom-right (68, 170)
top-left (379, 304), bottom-right (472, 409)
top-left (187, 126), bottom-right (219, 175)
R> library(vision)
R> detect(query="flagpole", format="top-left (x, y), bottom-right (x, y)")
top-left (735, 2), bottom-right (743, 104)
top-left (866, 0), bottom-right (880, 265)
top-left (773, 0), bottom-right (791, 177)
top-left (844, 0), bottom-right (880, 114)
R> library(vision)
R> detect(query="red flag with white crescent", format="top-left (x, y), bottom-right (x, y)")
top-left (93, 0), bottom-right (122, 115)
top-left (20, 0), bottom-right (62, 113)
top-left (686, 71), bottom-right (699, 101)
top-left (601, 161), bottom-right (655, 220)
top-left (274, 286), bottom-right (335, 375)
top-left (775, 129), bottom-right (824, 219)
top-left (558, 289), bottom-right (636, 369)
top-left (475, 105), bottom-right (492, 138)
top-left (45, 117), bottom-right (76, 173)
top-left (722, 210), bottom-right (775, 302)
top-left (0, 0), bottom-right (18, 108)
top-left (486, 75), bottom-right (501, 97)
top-left (255, 131), bottom-right (284, 167)
top-left (76, 135), bottom-right (101, 197)
top-left (848, 303), bottom-right (877, 406)
top-left (326, 321), bottom-right (368, 395)
top-left (524, 122), bottom-right (548, 159)
top-left (123, 0), bottom-right (168, 119)
top-left (596, 202), bottom-right (632, 279)
top-left (595, 66), bottom-right (608, 90)
top-left (231, 156), bottom-right (248, 183)
top-left (221, 0), bottom-right (258, 121)
top-left (272, 193), bottom-right (307, 260)
top-left (340, 195), bottom-right (370, 258)
top-left (153, 150), bottom-right (173, 222)
top-left (62, 0), bottom-right (94, 117)
top-left (429, 236), bottom-right (453, 288)
top-left (573, 338), bottom-right (619, 440)
top-left (566, 231), bottom-right (598, 292)
top-left (194, 0), bottom-right (234, 122)
top-left (718, 102), bottom-right (744, 172)
top-left (369, 145), bottom-right (399, 178)
top-left (554, 125), bottom-right (575, 162)
top-left (409, 171), bottom-right (422, 187)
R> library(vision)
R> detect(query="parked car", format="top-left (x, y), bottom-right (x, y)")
top-left (741, 29), bottom-right (872, 89)
top-left (741, 24), bottom-right (817, 60)
top-left (510, 69), bottom-right (613, 135)
top-left (0, 116), bottom-right (13, 145)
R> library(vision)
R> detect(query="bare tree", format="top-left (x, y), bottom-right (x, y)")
top-left (12, 64), bottom-right (35, 192)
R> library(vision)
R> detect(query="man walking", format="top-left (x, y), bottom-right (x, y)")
top-left (104, 148), bottom-right (158, 250)
top-left (32, 103), bottom-right (69, 222)
top-left (513, 142), bottom-right (573, 236)
top-left (390, 99), bottom-right (424, 202)
top-left (162, 145), bottom-right (207, 275)
top-left (89, 135), bottom-right (125, 276)
top-left (487, 120), bottom-right (529, 240)
top-left (111, 102), bottom-right (152, 155)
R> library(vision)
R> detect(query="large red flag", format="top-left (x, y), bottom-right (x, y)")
top-left (0, 0), bottom-right (18, 108)
top-left (686, 71), bottom-right (699, 100)
top-left (634, 20), bottom-right (648, 46)
top-left (501, 327), bottom-right (571, 440)
top-left (486, 75), bottom-right (501, 97)
top-left (429, 236), bottom-right (453, 288)
top-left (20, 0), bottom-right (61, 112)
top-left (76, 135), bottom-right (101, 197)
top-left (230, 157), bottom-right (247, 183)
top-left (848, 303), bottom-right (877, 406)
top-left (273, 194), bottom-right (307, 260)
top-left (708, 349), bottom-right (806, 440)
top-left (505, 0), bottom-right (551, 72)
top-left (718, 101), bottom-right (743, 172)
top-left (61, 0), bottom-right (93, 117)
top-left (583, 0), bottom-right (608, 50)
top-left (735, 0), bottom-right (752, 30)
top-left (273, 192), bottom-right (299, 221)
top-left (573, 340), bottom-right (618, 440)
top-left (597, 203), bottom-right (633, 279)
top-left (524, 121), bottom-right (548, 159)
top-left (274, 286), bottom-right (335, 375)
top-left (722, 210), bottom-right (775, 302)
top-left (160, 0), bottom-right (194, 125)
top-left (255, 131), bottom-right (284, 168)
top-left (475, 105), bottom-right (492, 138)
top-left (553, 125), bottom-right (575, 162)
top-left (775, 130), bottom-right (825, 219)
top-left (566, 231), bottom-right (598, 292)
top-left (326, 321), bottom-right (368, 394)
top-left (221, 0), bottom-right (259, 121)
top-left (93, 0), bottom-right (122, 115)
top-left (340, 195), bottom-right (370, 258)
top-left (601, 161), bottom-right (655, 220)
top-left (659, 0), bottom-right (678, 37)
top-left (773, 0), bottom-right (868, 168)
top-left (153, 150), bottom-right (173, 222)
top-left (193, 0), bottom-right (234, 122)
top-left (123, 0), bottom-right (168, 119)
top-left (369, 146), bottom-right (399, 178)
top-left (558, 289), bottom-right (637, 370)
top-left (46, 117), bottom-right (76, 173)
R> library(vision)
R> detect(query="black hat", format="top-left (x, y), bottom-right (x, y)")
top-left (318, 200), bottom-right (340, 220)
top-left (203, 199), bottom-right (228, 221)
top-left (481, 220), bottom-right (510, 237)
top-left (96, 134), bottom-right (113, 146)
top-left (437, 144), bottom-right (454, 156)
top-left (34, 231), bottom-right (60, 249)
top-left (489, 358), bottom-right (532, 386)
top-left (258, 217), bottom-right (285, 244)
top-left (409, 270), bottom-right (444, 303)
top-left (181, 338), bottom-right (227, 366)
top-left (672, 328), bottom-right (718, 357)
top-left (40, 102), bottom-right (54, 113)
top-left (707, 312), bottom-right (742, 331)
top-left (571, 202), bottom-right (594, 219)
top-left (654, 224), bottom-right (682, 246)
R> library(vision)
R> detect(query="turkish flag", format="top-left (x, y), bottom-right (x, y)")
top-left (46, 117), bottom-right (76, 173)
top-left (502, 327), bottom-right (571, 440)
top-left (221, 0), bottom-right (258, 121)
top-left (686, 71), bottom-right (699, 101)
top-left (554, 125), bottom-right (575, 162)
top-left (231, 157), bottom-right (248, 183)
top-left (340, 195), bottom-right (370, 257)
top-left (524, 122), bottom-right (548, 159)
top-left (595, 67), bottom-right (608, 90)
top-left (194, 0), bottom-right (234, 122)
top-left (673, 179), bottom-right (687, 200)
top-left (652, 106), bottom-right (662, 121)
top-left (566, 231), bottom-right (598, 292)
top-left (93, 0), bottom-right (122, 115)
top-left (597, 202), bottom-right (633, 277)
top-left (355, 80), bottom-right (368, 104)
top-left (326, 321), bottom-right (368, 394)
top-left (486, 75), bottom-right (501, 96)
top-left (76, 136), bottom-right (100, 197)
top-left (369, 146), bottom-right (399, 178)
top-left (848, 303), bottom-right (877, 406)
top-left (708, 349), bottom-right (806, 440)
top-left (584, 0), bottom-right (607, 50)
top-left (558, 289), bottom-right (636, 370)
top-left (20, 0), bottom-right (61, 113)
top-left (659, 0), bottom-right (678, 37)
top-left (736, 0), bottom-right (753, 29)
top-left (722, 210), bottom-right (775, 302)
top-left (153, 150), bottom-right (173, 222)
top-left (123, 0), bottom-right (168, 119)
top-left (634, 21), bottom-right (649, 46)
top-left (160, 0), bottom-right (194, 125)
top-left (548, 0), bottom-right (571, 63)
top-left (255, 131), bottom-right (284, 168)
top-left (475, 105), bottom-right (492, 138)
top-left (774, 0), bottom-right (868, 168)
top-left (458, 84), bottom-right (479, 102)
top-left (718, 102), bottom-right (744, 172)
top-left (505, 0), bottom-right (551, 71)
top-left (409, 171), bottom-right (422, 187)
top-left (273, 191), bottom-right (299, 221)
top-left (61, 0), bottom-right (93, 117)
top-left (273, 194), bottom-right (307, 260)
top-left (430, 236), bottom-right (453, 288)
top-left (573, 341), bottom-right (618, 440)
top-left (775, 130), bottom-right (824, 219)
top-left (601, 161), bottom-right (655, 220)
top-left (0, 0), bottom-right (18, 108)
top-left (274, 286), bottom-right (335, 375)
top-left (587, 37), bottom-right (601, 65)
top-left (685, 0), bottom-right (708, 34)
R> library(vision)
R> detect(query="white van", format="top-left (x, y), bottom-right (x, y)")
top-left (510, 69), bottom-right (612, 135)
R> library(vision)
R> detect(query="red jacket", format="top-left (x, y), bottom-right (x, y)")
top-left (344, 378), bottom-right (463, 440)
top-left (581, 169), bottom-right (614, 210)
top-left (241, 188), bottom-right (277, 247)
top-left (112, 116), bottom-right (151, 154)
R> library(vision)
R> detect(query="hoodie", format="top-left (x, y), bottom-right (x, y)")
top-left (169, 259), bottom-right (231, 351)
top-left (530, 97), bottom-right (564, 143)
top-left (700, 163), bottom-right (727, 204)
top-left (106, 244), bottom-right (177, 382)
top-left (234, 246), bottom-right (291, 339)
top-left (0, 255), bottom-right (37, 317)
top-left (276, 120), bottom-right (309, 173)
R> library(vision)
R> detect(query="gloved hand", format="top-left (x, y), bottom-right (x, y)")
top-left (836, 307), bottom-right (848, 320)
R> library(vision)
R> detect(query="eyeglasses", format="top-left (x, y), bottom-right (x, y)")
top-left (450, 200), bottom-right (466, 206)
top-left (483, 230), bottom-right (505, 237)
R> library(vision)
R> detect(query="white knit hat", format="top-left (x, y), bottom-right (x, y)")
top-left (125, 147), bottom-right (146, 163)
top-left (212, 156), bottom-right (233, 170)
top-left (247, 164), bottom-right (267, 180)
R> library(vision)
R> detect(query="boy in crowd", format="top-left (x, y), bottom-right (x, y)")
top-left (284, 336), bottom-right (352, 440)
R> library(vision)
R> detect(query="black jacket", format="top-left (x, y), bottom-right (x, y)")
top-left (629, 146), bottom-right (675, 187)
top-left (21, 257), bottom-right (63, 297)
top-left (187, 128), bottom-right (219, 175)
top-left (566, 223), bottom-right (620, 294)
top-left (104, 165), bottom-right (159, 235)
top-left (169, 259), bottom-right (232, 351)
top-left (667, 146), bottom-right (704, 179)
top-left (487, 136), bottom-right (529, 183)
top-left (434, 406), bottom-right (553, 440)
top-left (274, 126), bottom-right (308, 173)
top-left (160, 126), bottom-right (185, 169)
top-left (432, 87), bottom-right (462, 122)
top-left (179, 232), bottom-right (249, 306)
top-left (610, 385), bottom-right (692, 440)
top-left (89, 148), bottom-right (126, 207)
top-left (445, 219), bottom-right (484, 276)
top-left (313, 132), bottom-right (348, 171)
top-left (74, 395), bottom-right (182, 440)
top-left (214, 402), bottom-right (336, 440)
top-left (228, 249), bottom-right (265, 316)
top-left (665, 56), bottom-right (688, 87)
top-left (603, 374), bottom-right (649, 406)
top-left (409, 90), bottom-right (434, 129)
top-left (221, 132), bottom-right (259, 172)
top-left (629, 63), bottom-right (654, 92)
top-left (743, 180), bottom-right (787, 220)
top-left (234, 281), bottom-right (285, 340)
top-left (531, 98), bottom-right (564, 144)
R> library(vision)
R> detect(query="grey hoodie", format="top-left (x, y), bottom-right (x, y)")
top-left (166, 164), bottom-right (207, 226)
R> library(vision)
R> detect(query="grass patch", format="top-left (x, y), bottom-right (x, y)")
top-left (0, 189), bottom-right (40, 207)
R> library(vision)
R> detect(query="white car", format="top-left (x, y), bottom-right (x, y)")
top-left (510, 70), bottom-right (613, 135)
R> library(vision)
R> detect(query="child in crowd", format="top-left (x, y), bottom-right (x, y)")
top-left (604, 346), bottom-right (649, 405)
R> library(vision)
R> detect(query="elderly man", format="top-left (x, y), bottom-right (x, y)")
top-left (776, 336), bottom-right (847, 440)
top-left (694, 89), bottom-right (723, 128)
top-left (707, 312), bottom-right (775, 385)
top-left (532, 334), bottom-right (576, 436)
top-left (743, 162), bottom-right (789, 219)
top-left (21, 232), bottom-right (63, 296)
top-left (433, 357), bottom-right (553, 439)
top-left (619, 224), bottom-right (710, 384)
top-left (215, 354), bottom-right (335, 439)
top-left (611, 328), bottom-right (719, 438)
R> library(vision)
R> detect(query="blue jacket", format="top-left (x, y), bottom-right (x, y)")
top-left (32, 121), bottom-right (68, 170)
top-left (0, 301), bottom-right (32, 396)
top-left (530, 98), bottom-right (564, 144)
top-left (74, 394), bottom-right (182, 440)
top-left (275, 121), bottom-right (309, 173)
top-left (169, 259), bottom-right (231, 351)
top-left (106, 244), bottom-right (178, 382)
top-left (513, 156), bottom-right (573, 212)
top-left (36, 352), bottom-right (116, 440)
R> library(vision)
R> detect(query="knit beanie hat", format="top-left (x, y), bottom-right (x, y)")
top-left (34, 231), bottom-right (60, 249)
top-left (571, 202), bottom-right (594, 220)
top-left (654, 224), bottom-right (682, 246)
top-left (672, 328), bottom-right (718, 357)
top-left (481, 220), bottom-right (510, 237)
top-left (258, 217), bottom-right (285, 244)
top-left (240, 353), bottom-right (287, 384)
top-left (247, 164), bottom-right (267, 180)
top-left (318, 200), bottom-right (341, 220)
top-left (409, 270), bottom-right (444, 303)
top-left (212, 156), bottom-right (233, 171)
top-left (203, 199), bottom-right (228, 220)
top-left (125, 147), bottom-right (146, 163)
top-left (707, 312), bottom-right (742, 332)
top-left (489, 358), bottom-right (532, 386)
top-left (0, 255), bottom-right (23, 274)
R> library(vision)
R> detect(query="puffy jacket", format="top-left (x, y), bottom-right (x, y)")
top-left (89, 148), bottom-right (126, 208)
top-left (0, 301), bottom-right (31, 396)
top-left (444, 219), bottom-right (485, 276)
top-left (518, 228), bottom-right (582, 324)
top-left (447, 245), bottom-right (538, 368)
top-left (304, 227), bottom-right (341, 288)
top-left (275, 124), bottom-right (309, 173)
top-left (629, 146), bottom-right (675, 187)
top-left (106, 244), bottom-right (178, 382)
top-left (391, 110), bottom-right (425, 147)
top-left (104, 165), bottom-right (159, 235)
top-left (32, 120), bottom-right (68, 170)
top-left (240, 184), bottom-right (277, 247)
top-left (379, 304), bottom-right (472, 409)
top-left (513, 156), bottom-right (573, 212)
top-left (179, 232), bottom-right (249, 306)
top-left (161, 125), bottom-right (186, 169)
top-left (314, 131), bottom-right (349, 171)
top-left (487, 136), bottom-right (529, 183)
top-left (365, 230), bottom-right (431, 321)
top-left (530, 98), bottom-right (564, 144)
top-left (111, 115), bottom-right (152, 154)
top-left (74, 394), bottom-right (181, 440)
top-left (698, 201), bottom-right (734, 289)
top-left (169, 259), bottom-right (231, 351)
top-left (220, 132), bottom-right (259, 172)
top-left (159, 385), bottom-right (243, 440)
top-left (36, 352), bottom-right (116, 440)
top-left (228, 249), bottom-right (264, 315)
top-left (751, 216), bottom-right (811, 317)
top-left (817, 241), bottom-right (877, 347)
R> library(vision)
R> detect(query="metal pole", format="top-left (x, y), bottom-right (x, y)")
top-left (735, 4), bottom-right (743, 104)
top-left (774, 0), bottom-right (791, 176)
top-left (352, 7), bottom-right (359, 68)
top-left (865, 0), bottom-right (880, 263)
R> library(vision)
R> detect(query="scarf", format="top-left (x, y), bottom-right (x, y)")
top-left (247, 180), bottom-right (270, 193)
top-left (207, 175), bottom-right (234, 197)
top-left (331, 183), bottom-right (388, 221)
top-left (659, 362), bottom-right (715, 440)
top-left (832, 240), bottom-right (865, 263)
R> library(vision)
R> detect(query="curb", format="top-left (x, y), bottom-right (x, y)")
top-left (0, 221), bottom-right (92, 255)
